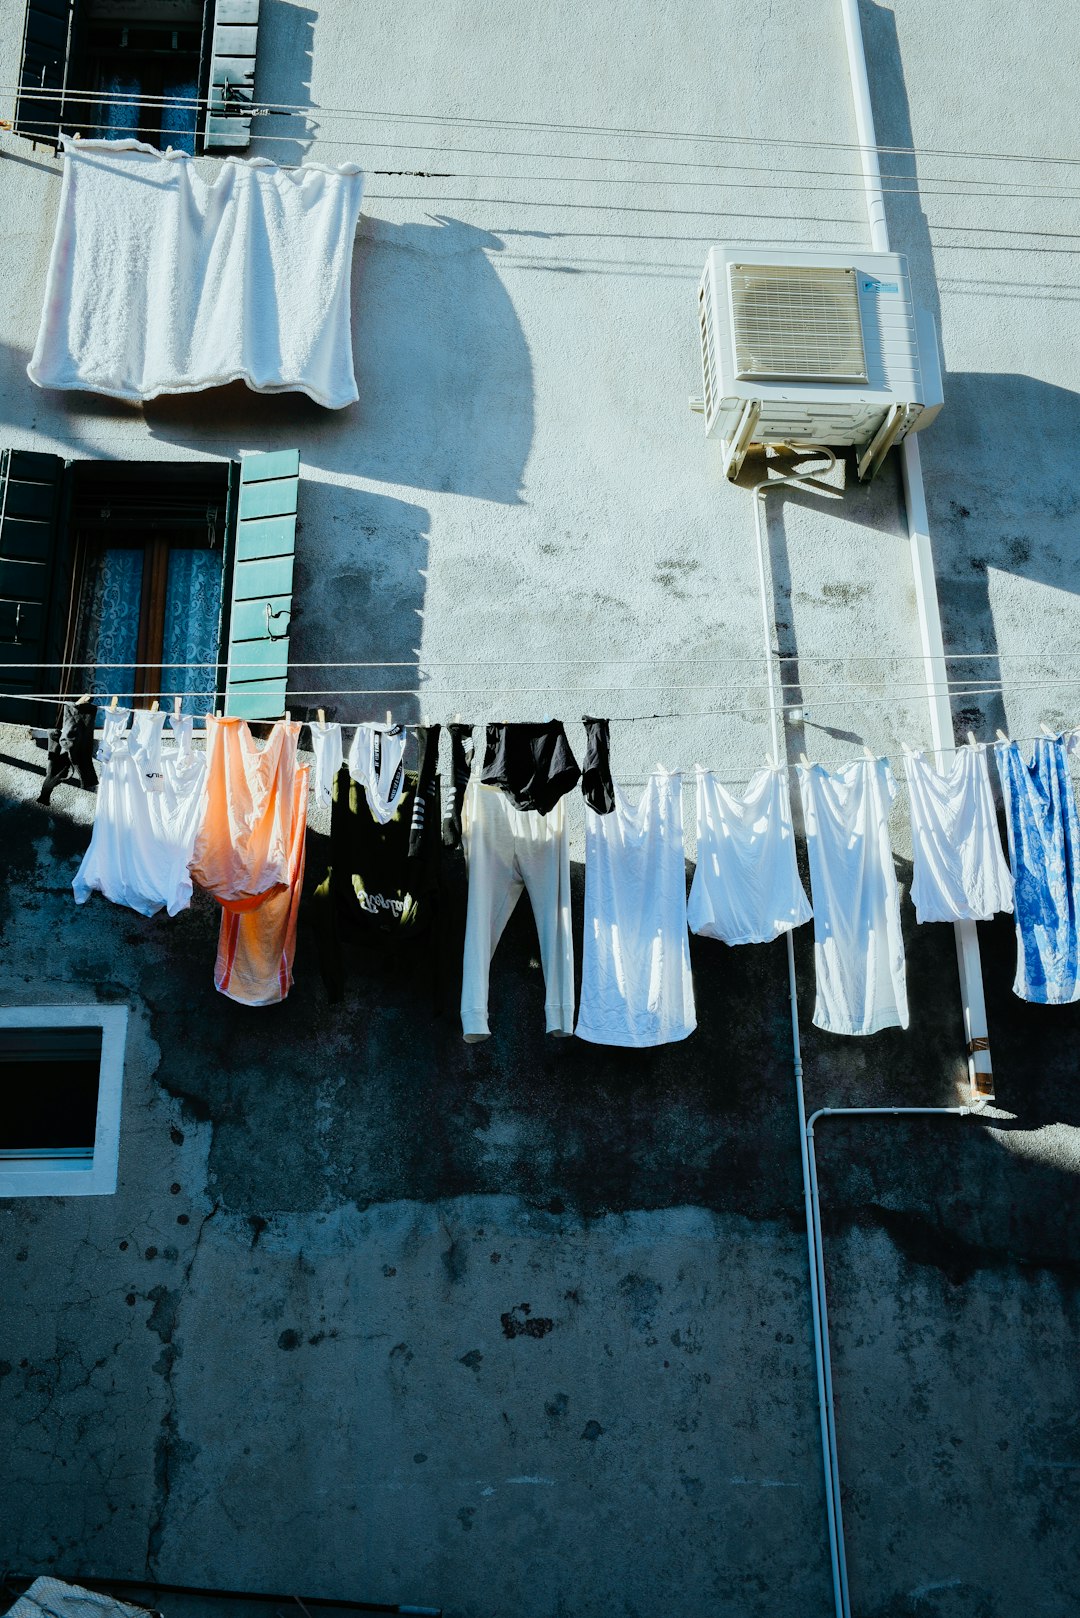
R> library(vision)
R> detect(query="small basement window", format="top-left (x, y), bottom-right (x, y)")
top-left (0, 1006), bottom-right (127, 1196)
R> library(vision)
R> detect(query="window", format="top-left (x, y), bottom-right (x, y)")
top-left (69, 0), bottom-right (205, 153)
top-left (0, 1005), bottom-right (127, 1196)
top-left (14, 0), bottom-right (261, 154)
top-left (67, 461), bottom-right (230, 715)
top-left (0, 447), bottom-right (299, 728)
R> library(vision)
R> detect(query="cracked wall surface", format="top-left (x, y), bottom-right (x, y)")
top-left (2, 2), bottom-right (1080, 1616)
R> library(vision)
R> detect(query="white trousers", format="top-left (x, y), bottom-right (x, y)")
top-left (461, 782), bottom-right (575, 1041)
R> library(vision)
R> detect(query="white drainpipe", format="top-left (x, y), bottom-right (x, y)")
top-left (838, 0), bottom-right (993, 1102)
top-left (753, 14), bottom-right (998, 1616)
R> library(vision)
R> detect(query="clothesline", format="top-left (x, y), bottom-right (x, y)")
top-left (27, 126), bottom-right (1080, 205)
top-left (5, 652), bottom-right (1080, 665)
top-left (9, 86), bottom-right (1080, 176)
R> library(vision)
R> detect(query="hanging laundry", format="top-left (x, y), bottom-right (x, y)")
top-left (312, 727), bottom-right (442, 1003)
top-left (29, 138), bottom-right (365, 408)
top-left (906, 745), bottom-right (1013, 923)
top-left (38, 701), bottom-right (98, 805)
top-left (73, 710), bottom-right (207, 917)
top-left (688, 766), bottom-right (812, 944)
top-left (995, 735), bottom-right (1080, 1004)
top-left (576, 771), bottom-right (696, 1047)
top-left (480, 720), bottom-right (581, 814)
top-left (189, 716), bottom-right (301, 907)
top-left (442, 723), bottom-right (474, 848)
top-left (798, 759), bottom-right (909, 1036)
top-left (215, 763), bottom-right (310, 1006)
top-left (311, 722), bottom-right (343, 810)
top-left (461, 781), bottom-right (575, 1041)
top-left (348, 723), bottom-right (408, 823)
top-left (580, 716), bottom-right (616, 815)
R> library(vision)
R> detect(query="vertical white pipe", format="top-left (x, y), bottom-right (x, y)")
top-left (752, 462), bottom-right (847, 1618)
top-left (837, 0), bottom-right (992, 1097)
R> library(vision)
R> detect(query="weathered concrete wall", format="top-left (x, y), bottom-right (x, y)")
top-left (1, 1), bottom-right (1080, 1615)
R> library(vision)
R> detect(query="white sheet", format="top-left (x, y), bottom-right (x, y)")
top-left (906, 744), bottom-right (1013, 922)
top-left (29, 138), bottom-right (364, 408)
top-left (576, 772), bottom-right (696, 1048)
top-left (688, 765), bottom-right (812, 944)
top-left (798, 758), bottom-right (909, 1036)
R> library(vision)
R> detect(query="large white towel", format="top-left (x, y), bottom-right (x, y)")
top-left (29, 138), bottom-right (365, 408)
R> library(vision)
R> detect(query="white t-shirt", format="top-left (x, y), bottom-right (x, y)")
top-left (576, 771), bottom-right (696, 1048)
top-left (798, 759), bottom-right (909, 1036)
top-left (906, 745), bottom-right (1013, 923)
top-left (688, 766), bottom-right (812, 944)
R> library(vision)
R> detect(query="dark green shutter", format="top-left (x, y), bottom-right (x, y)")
top-left (14, 0), bottom-right (75, 146)
top-left (0, 450), bottom-right (68, 724)
top-left (203, 0), bottom-right (259, 150)
top-left (224, 449), bottom-right (298, 721)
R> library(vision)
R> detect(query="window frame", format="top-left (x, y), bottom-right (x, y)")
top-left (0, 1004), bottom-right (128, 1197)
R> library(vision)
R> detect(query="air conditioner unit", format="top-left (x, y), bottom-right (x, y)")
top-left (695, 245), bottom-right (943, 481)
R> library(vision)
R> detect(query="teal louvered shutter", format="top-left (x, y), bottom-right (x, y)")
top-left (14, 0), bottom-right (74, 146)
top-left (224, 450), bottom-right (298, 721)
top-left (0, 450), bottom-right (68, 724)
top-left (203, 0), bottom-right (259, 150)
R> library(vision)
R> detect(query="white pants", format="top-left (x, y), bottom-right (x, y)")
top-left (461, 782), bottom-right (575, 1041)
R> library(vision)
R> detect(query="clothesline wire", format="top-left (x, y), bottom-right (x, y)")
top-left (14, 118), bottom-right (1080, 194)
top-left (22, 123), bottom-right (1080, 205)
top-left (5, 688), bottom-right (1079, 716)
top-left (5, 656), bottom-right (1079, 669)
top-left (9, 88), bottom-right (1080, 173)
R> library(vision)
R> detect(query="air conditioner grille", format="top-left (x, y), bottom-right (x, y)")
top-left (730, 264), bottom-right (867, 383)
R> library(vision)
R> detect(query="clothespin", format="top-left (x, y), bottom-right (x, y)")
top-left (862, 744), bottom-right (875, 761)
top-left (966, 731), bottom-right (977, 748)
top-left (215, 708), bottom-right (222, 719)
top-left (285, 709), bottom-right (292, 723)
top-left (109, 695), bottom-right (119, 712)
top-left (150, 700), bottom-right (159, 714)
top-left (995, 729), bottom-right (1009, 743)
top-left (901, 741), bottom-right (915, 757)
top-left (1040, 722), bottom-right (1056, 738)
top-left (317, 708), bottom-right (326, 730)
top-left (173, 697), bottom-right (182, 719)
top-left (453, 711), bottom-right (462, 724)
top-left (799, 752), bottom-right (811, 767)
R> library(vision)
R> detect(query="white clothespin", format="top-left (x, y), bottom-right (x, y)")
top-left (995, 729), bottom-right (1009, 743)
top-left (173, 697), bottom-right (182, 720)
top-left (453, 711), bottom-right (462, 723)
top-left (901, 741), bottom-right (915, 757)
top-left (966, 731), bottom-right (977, 748)
top-left (109, 695), bottom-right (119, 712)
top-left (1040, 722), bottom-right (1056, 738)
top-left (284, 709), bottom-right (292, 723)
top-left (215, 708), bottom-right (222, 719)
top-left (862, 744), bottom-right (874, 761)
top-left (317, 708), bottom-right (327, 731)
top-left (150, 700), bottom-right (159, 714)
top-left (799, 752), bottom-right (811, 767)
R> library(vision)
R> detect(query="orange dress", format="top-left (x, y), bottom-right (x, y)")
top-left (189, 717), bottom-right (307, 1005)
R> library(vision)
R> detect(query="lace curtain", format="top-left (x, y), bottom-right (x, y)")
top-left (159, 548), bottom-right (224, 716)
top-left (83, 547), bottom-right (143, 706)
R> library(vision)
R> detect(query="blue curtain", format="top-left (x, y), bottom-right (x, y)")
top-left (159, 549), bottom-right (224, 716)
top-left (84, 548), bottom-right (143, 708)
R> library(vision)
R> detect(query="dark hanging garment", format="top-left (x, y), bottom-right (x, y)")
top-left (581, 716), bottom-right (615, 814)
top-left (312, 725), bottom-right (442, 1006)
top-left (38, 701), bottom-right (98, 804)
top-left (481, 720), bottom-right (581, 815)
top-left (442, 722), bottom-right (474, 848)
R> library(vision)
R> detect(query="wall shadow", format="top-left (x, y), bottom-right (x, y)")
top-left (288, 486), bottom-right (430, 728)
top-left (241, 1), bottom-right (317, 167)
top-left (141, 216), bottom-right (534, 507)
